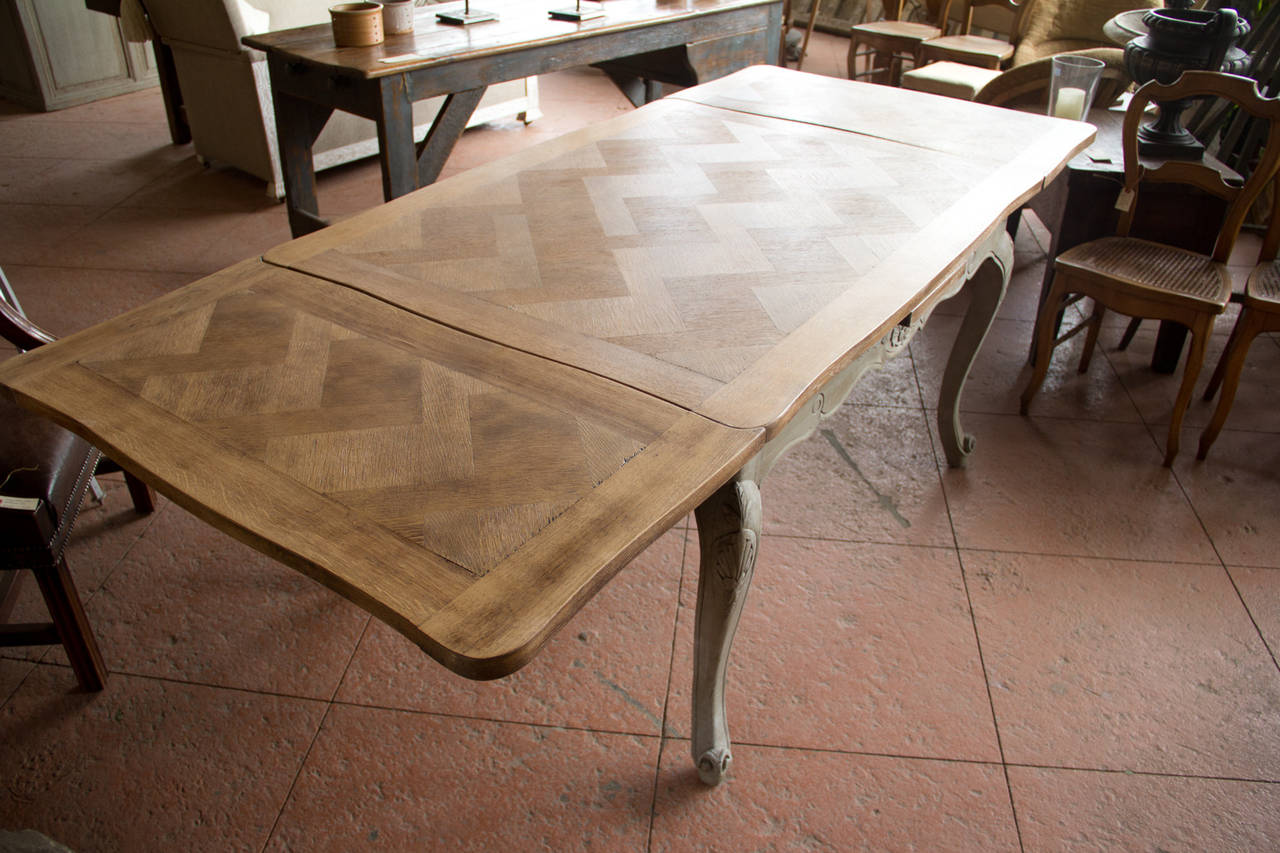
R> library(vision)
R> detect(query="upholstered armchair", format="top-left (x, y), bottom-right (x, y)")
top-left (141, 0), bottom-right (539, 199)
top-left (1010, 0), bottom-right (1161, 65)
top-left (902, 0), bottom-right (1160, 101)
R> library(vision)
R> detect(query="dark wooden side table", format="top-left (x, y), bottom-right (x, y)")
top-left (1025, 108), bottom-right (1236, 373)
top-left (243, 0), bottom-right (783, 238)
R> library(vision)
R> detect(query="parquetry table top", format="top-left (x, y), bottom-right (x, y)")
top-left (0, 259), bottom-right (760, 677)
top-left (0, 67), bottom-right (1092, 686)
top-left (266, 66), bottom-right (1091, 435)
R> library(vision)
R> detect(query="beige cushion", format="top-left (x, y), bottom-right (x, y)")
top-left (233, 0), bottom-right (271, 36)
top-left (901, 61), bottom-right (1003, 100)
top-left (250, 0), bottom-right (336, 32)
top-left (920, 34), bottom-right (1015, 66)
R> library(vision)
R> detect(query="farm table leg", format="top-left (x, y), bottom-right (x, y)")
top-left (375, 75), bottom-right (419, 203)
top-left (691, 476), bottom-right (761, 786)
top-left (273, 90), bottom-right (334, 238)
top-left (938, 229), bottom-right (1014, 468)
top-left (266, 54), bottom-right (335, 238)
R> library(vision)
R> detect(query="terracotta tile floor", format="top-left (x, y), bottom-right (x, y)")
top-left (2, 31), bottom-right (1279, 851)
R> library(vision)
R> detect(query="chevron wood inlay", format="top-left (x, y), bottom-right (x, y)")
top-left (81, 272), bottom-right (691, 577)
top-left (271, 71), bottom-right (1092, 432)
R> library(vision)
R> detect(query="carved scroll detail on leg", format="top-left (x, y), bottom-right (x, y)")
top-left (938, 229), bottom-right (1014, 468)
top-left (691, 477), bottom-right (762, 785)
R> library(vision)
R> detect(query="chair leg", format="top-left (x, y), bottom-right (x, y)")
top-left (797, 0), bottom-right (822, 70)
top-left (1198, 309), bottom-right (1262, 460)
top-left (847, 39), bottom-right (862, 78)
top-left (123, 471), bottom-right (155, 515)
top-left (1117, 316), bottom-right (1142, 351)
top-left (1163, 319), bottom-right (1210, 467)
top-left (1202, 310), bottom-right (1246, 402)
top-left (874, 50), bottom-right (896, 84)
top-left (887, 52), bottom-right (905, 86)
top-left (32, 557), bottom-right (106, 691)
top-left (0, 570), bottom-right (21, 624)
top-left (96, 458), bottom-right (156, 514)
top-left (1021, 279), bottom-right (1066, 415)
top-left (1079, 304), bottom-right (1105, 373)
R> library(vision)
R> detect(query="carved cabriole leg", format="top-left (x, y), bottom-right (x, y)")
top-left (689, 303), bottom-right (923, 786)
top-left (689, 224), bottom-right (1013, 784)
top-left (938, 228), bottom-right (1014, 468)
top-left (691, 477), bottom-right (761, 785)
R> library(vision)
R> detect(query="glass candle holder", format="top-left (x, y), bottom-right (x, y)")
top-left (1048, 55), bottom-right (1106, 121)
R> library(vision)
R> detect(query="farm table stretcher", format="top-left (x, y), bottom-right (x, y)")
top-left (0, 66), bottom-right (1092, 784)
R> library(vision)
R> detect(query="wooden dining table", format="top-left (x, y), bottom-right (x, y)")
top-left (0, 66), bottom-right (1092, 785)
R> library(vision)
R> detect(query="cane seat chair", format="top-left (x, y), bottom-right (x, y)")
top-left (1021, 72), bottom-right (1280, 466)
top-left (1198, 191), bottom-right (1280, 459)
top-left (848, 0), bottom-right (954, 86)
top-left (0, 274), bottom-right (155, 690)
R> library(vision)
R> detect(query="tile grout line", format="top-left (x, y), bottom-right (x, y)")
top-left (759, 530), bottom-right (1250, 568)
top-left (72, 491), bottom-right (171, 604)
top-left (73, 657), bottom-right (670, 743)
top-left (0, 657), bottom-right (39, 712)
top-left (109, 156), bottom-right (201, 211)
top-left (4, 261), bottom-right (218, 279)
top-left (258, 612), bottom-right (375, 853)
top-left (998, 758), bottom-right (1280, 786)
top-left (952, 550), bottom-right (1026, 852)
top-left (646, 526), bottom-right (691, 853)
top-left (1096, 328), bottom-right (1280, 674)
top-left (1094, 315), bottom-right (1233, 461)
top-left (908, 346), bottom-right (1026, 853)
top-left (19, 653), bottom-right (1280, 788)
top-left (1167, 471), bottom-right (1280, 675)
top-left (647, 736), bottom-right (1280, 785)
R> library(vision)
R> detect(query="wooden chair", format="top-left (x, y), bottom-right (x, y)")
top-left (848, 0), bottom-right (954, 85)
top-left (0, 274), bottom-right (154, 690)
top-left (1198, 188), bottom-right (1280, 460)
top-left (916, 0), bottom-right (1027, 71)
top-left (1021, 71), bottom-right (1280, 467)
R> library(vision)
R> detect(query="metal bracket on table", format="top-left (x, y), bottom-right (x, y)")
top-left (549, 1), bottom-right (605, 21)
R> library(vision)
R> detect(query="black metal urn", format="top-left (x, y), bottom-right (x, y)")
top-left (1124, 5), bottom-right (1250, 158)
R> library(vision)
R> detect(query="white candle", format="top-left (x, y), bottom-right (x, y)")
top-left (1053, 87), bottom-right (1087, 120)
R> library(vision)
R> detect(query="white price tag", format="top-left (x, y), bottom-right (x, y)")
top-left (0, 495), bottom-right (41, 511)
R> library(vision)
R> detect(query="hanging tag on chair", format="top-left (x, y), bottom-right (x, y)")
top-left (1115, 187), bottom-right (1136, 213)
